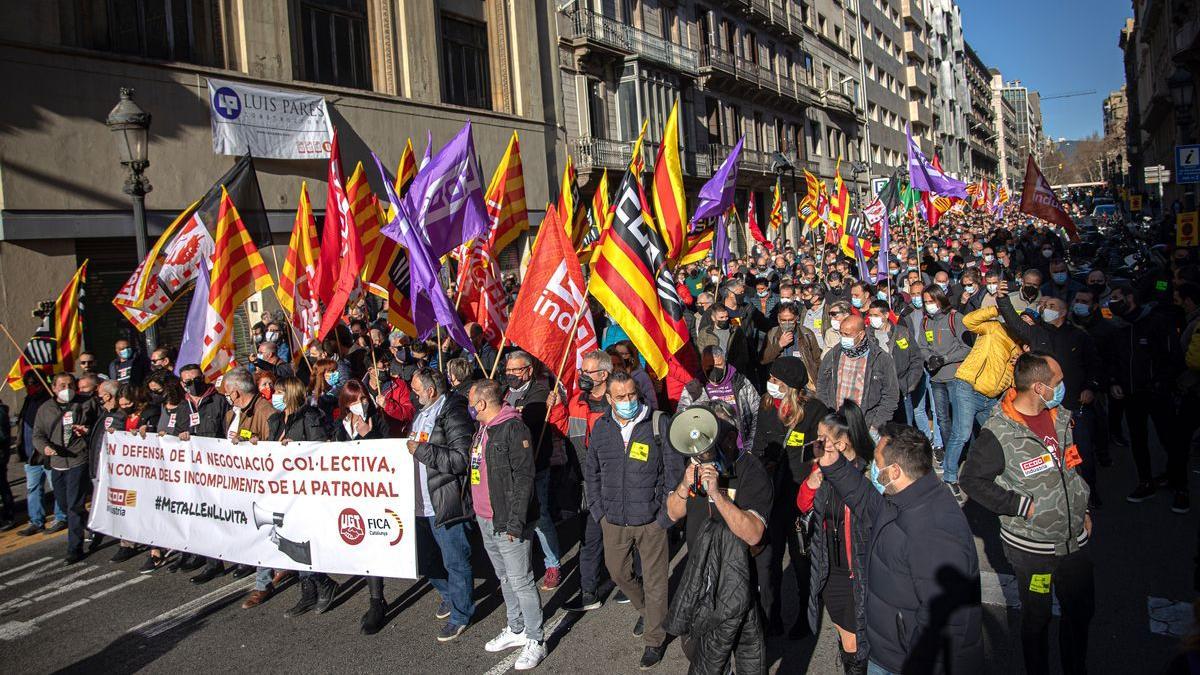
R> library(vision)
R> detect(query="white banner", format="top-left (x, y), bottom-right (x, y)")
top-left (89, 431), bottom-right (417, 579)
top-left (208, 78), bottom-right (333, 159)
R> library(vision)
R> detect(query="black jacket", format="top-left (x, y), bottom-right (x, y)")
top-left (332, 406), bottom-right (390, 441)
top-left (996, 295), bottom-right (1102, 409)
top-left (751, 397), bottom-right (829, 519)
top-left (1098, 303), bottom-right (1183, 395)
top-left (474, 407), bottom-right (537, 537)
top-left (584, 409), bottom-right (681, 529)
top-left (663, 518), bottom-right (765, 675)
top-left (89, 407), bottom-right (126, 479)
top-left (180, 390), bottom-right (231, 439)
top-left (880, 322), bottom-right (924, 395)
top-left (267, 406), bottom-right (330, 442)
top-left (505, 380), bottom-right (556, 472)
top-left (155, 404), bottom-right (190, 436)
top-left (108, 354), bottom-right (149, 385)
top-left (16, 392), bottom-right (49, 463)
top-left (412, 393), bottom-right (475, 527)
top-left (822, 455), bottom-right (983, 675)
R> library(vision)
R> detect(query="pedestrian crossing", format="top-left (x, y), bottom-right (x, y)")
top-left (0, 558), bottom-right (149, 640)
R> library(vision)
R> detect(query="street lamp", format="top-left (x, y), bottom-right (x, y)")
top-left (106, 88), bottom-right (156, 350)
top-left (772, 151), bottom-right (799, 249)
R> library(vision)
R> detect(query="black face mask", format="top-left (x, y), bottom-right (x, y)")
top-left (1021, 285), bottom-right (1039, 301)
top-left (714, 320), bottom-right (730, 330)
top-left (505, 374), bottom-right (527, 391)
top-left (1087, 283), bottom-right (1106, 296)
top-left (578, 373), bottom-right (595, 392)
top-left (148, 391), bottom-right (165, 405)
top-left (706, 367), bottom-right (726, 384)
top-left (1112, 299), bottom-right (1134, 318)
top-left (186, 379), bottom-right (207, 397)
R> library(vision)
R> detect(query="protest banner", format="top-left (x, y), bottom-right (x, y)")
top-left (89, 431), bottom-right (417, 579)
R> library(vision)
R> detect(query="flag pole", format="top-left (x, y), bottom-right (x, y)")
top-left (487, 334), bottom-right (508, 380)
top-left (533, 305), bottom-right (587, 450)
top-left (436, 324), bottom-right (445, 373)
top-left (0, 322), bottom-right (53, 394)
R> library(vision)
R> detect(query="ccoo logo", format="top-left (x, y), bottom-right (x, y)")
top-left (338, 508), bottom-right (365, 545)
top-left (213, 86), bottom-right (241, 120)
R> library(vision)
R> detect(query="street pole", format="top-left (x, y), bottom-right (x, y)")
top-left (790, 166), bottom-right (799, 249)
top-left (125, 166), bottom-right (156, 351)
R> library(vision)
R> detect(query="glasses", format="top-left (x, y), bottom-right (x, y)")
top-left (582, 369), bottom-right (606, 377)
top-left (504, 365), bottom-right (531, 375)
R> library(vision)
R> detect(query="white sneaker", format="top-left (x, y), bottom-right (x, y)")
top-left (485, 626), bottom-right (526, 652)
top-left (514, 639), bottom-right (547, 671)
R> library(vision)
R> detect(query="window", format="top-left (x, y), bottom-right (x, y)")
top-left (588, 80), bottom-right (607, 139)
top-left (68, 0), bottom-right (223, 66)
top-left (617, 79), bottom-right (639, 140)
top-left (296, 0), bottom-right (371, 90)
top-left (441, 14), bottom-right (492, 109)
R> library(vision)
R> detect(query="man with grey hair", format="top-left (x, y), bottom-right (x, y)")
top-left (32, 373), bottom-right (96, 564)
top-left (504, 350), bottom-right (565, 590)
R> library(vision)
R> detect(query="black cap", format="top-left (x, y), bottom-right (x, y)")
top-left (770, 356), bottom-right (808, 391)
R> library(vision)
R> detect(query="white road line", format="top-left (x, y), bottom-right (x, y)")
top-left (0, 561), bottom-right (73, 590)
top-left (483, 611), bottom-right (571, 675)
top-left (0, 575), bottom-right (150, 640)
top-left (126, 578), bottom-right (253, 638)
top-left (0, 557), bottom-right (54, 580)
top-left (0, 567), bottom-right (97, 611)
top-left (0, 570), bottom-right (123, 614)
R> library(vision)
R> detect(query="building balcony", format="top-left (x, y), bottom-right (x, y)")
top-left (749, 0), bottom-right (771, 23)
top-left (905, 65), bottom-right (929, 95)
top-left (770, 0), bottom-right (789, 30)
top-left (566, 9), bottom-right (699, 74)
top-left (909, 101), bottom-right (933, 129)
top-left (901, 0), bottom-right (925, 31)
top-left (572, 136), bottom-right (711, 178)
top-left (820, 89), bottom-right (857, 117)
top-left (903, 30), bottom-right (926, 62)
top-left (710, 142), bottom-right (774, 176)
top-left (702, 46), bottom-right (813, 107)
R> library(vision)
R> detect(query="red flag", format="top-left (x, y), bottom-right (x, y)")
top-left (317, 156), bottom-right (367, 340)
top-left (456, 238), bottom-right (509, 348)
top-left (315, 131), bottom-right (351, 307)
top-left (1019, 155), bottom-right (1079, 241)
top-left (746, 195), bottom-right (773, 251)
top-left (508, 205), bottom-right (597, 388)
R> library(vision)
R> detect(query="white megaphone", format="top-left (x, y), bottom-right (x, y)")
top-left (251, 502), bottom-right (283, 530)
top-left (669, 407), bottom-right (721, 458)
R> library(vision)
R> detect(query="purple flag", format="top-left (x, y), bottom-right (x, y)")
top-left (385, 123), bottom-right (489, 261)
top-left (714, 210), bottom-right (732, 273)
top-left (692, 137), bottom-right (743, 225)
top-left (175, 261), bottom-right (210, 376)
top-left (373, 152), bottom-right (475, 354)
top-left (906, 124), bottom-right (968, 199)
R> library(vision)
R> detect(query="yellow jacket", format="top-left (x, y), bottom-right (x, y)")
top-left (956, 306), bottom-right (1020, 398)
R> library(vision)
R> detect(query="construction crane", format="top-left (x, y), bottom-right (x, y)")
top-left (1040, 90), bottom-right (1097, 101)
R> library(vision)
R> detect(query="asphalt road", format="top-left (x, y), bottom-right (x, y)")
top-left (0, 439), bottom-right (1193, 674)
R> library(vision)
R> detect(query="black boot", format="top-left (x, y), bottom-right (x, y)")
top-left (284, 578), bottom-right (318, 618)
top-left (839, 645), bottom-right (865, 675)
top-left (314, 576), bottom-right (337, 613)
top-left (360, 597), bottom-right (386, 635)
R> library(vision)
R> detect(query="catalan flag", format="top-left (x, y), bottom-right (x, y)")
top-left (396, 138), bottom-right (417, 196)
top-left (830, 158), bottom-right (850, 232)
top-left (589, 171), bottom-right (689, 378)
top-left (484, 131), bottom-right (529, 257)
top-left (629, 119), bottom-right (649, 176)
top-left (768, 177), bottom-right (784, 237)
top-left (5, 261), bottom-right (87, 391)
top-left (558, 157), bottom-right (588, 249)
top-left (200, 188), bottom-right (273, 379)
top-left (652, 101), bottom-right (687, 266)
top-left (591, 169), bottom-right (612, 235)
top-left (360, 182), bottom-right (416, 336)
top-left (679, 227), bottom-right (715, 267)
top-left (746, 192), bottom-right (773, 251)
top-left (278, 183), bottom-right (322, 351)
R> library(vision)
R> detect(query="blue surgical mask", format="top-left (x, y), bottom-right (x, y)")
top-left (118, 348), bottom-right (133, 360)
top-left (877, 290), bottom-right (889, 301)
top-left (271, 392), bottom-right (286, 411)
top-left (839, 335), bottom-right (858, 351)
top-left (851, 297), bottom-right (864, 308)
top-left (1041, 308), bottom-right (1062, 323)
top-left (1041, 381), bottom-right (1066, 409)
top-left (925, 304), bottom-right (940, 316)
top-left (614, 399), bottom-right (641, 419)
top-left (911, 297), bottom-right (924, 309)
top-left (869, 461), bottom-right (893, 494)
top-left (1072, 303), bottom-right (1091, 317)
top-left (325, 371), bottom-right (341, 387)
top-left (1052, 272), bottom-right (1068, 284)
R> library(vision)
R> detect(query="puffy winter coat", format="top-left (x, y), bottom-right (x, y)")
top-left (956, 306), bottom-right (1020, 398)
top-left (584, 408), bottom-right (679, 529)
top-left (267, 406), bottom-right (330, 442)
top-left (411, 393), bottom-right (475, 528)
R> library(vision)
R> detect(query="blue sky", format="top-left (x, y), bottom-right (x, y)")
top-left (958, 0), bottom-right (1132, 141)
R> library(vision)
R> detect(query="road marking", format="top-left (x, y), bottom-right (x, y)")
top-left (126, 578), bottom-right (253, 638)
top-left (0, 575), bottom-right (150, 640)
top-left (0, 557), bottom-right (54, 580)
top-left (0, 567), bottom-right (96, 610)
top-left (0, 560), bottom-right (68, 590)
top-left (482, 610), bottom-right (571, 675)
top-left (0, 570), bottom-right (123, 615)
top-left (1149, 596), bottom-right (1193, 636)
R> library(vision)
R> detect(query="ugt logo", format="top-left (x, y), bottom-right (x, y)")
top-left (338, 508), bottom-right (365, 545)
top-left (213, 86), bottom-right (241, 120)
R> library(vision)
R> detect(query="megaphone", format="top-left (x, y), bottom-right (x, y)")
top-left (669, 407), bottom-right (721, 458)
top-left (251, 502), bottom-right (284, 530)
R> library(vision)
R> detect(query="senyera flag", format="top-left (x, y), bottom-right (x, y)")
top-left (652, 101), bottom-right (687, 266)
top-left (278, 183), bottom-right (322, 352)
top-left (507, 205), bottom-right (596, 388)
top-left (5, 261), bottom-right (87, 391)
top-left (1020, 154), bottom-right (1079, 241)
top-left (484, 131), bottom-right (530, 257)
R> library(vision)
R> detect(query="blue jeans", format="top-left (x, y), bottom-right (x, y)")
top-left (533, 471), bottom-right (560, 569)
top-left (912, 373), bottom-right (945, 449)
top-left (929, 380), bottom-right (953, 453)
top-left (944, 379), bottom-right (998, 483)
top-left (867, 662), bottom-right (899, 675)
top-left (25, 464), bottom-right (66, 526)
top-left (425, 516), bottom-right (475, 627)
top-left (254, 566), bottom-right (274, 591)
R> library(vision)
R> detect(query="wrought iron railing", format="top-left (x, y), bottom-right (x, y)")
top-left (568, 9), bottom-right (699, 74)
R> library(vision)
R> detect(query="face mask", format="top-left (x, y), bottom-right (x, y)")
top-left (779, 321), bottom-right (796, 333)
top-left (614, 399), bottom-right (641, 420)
top-left (578, 373), bottom-right (595, 392)
top-left (325, 371), bottom-right (341, 387)
top-left (1021, 285), bottom-right (1039, 301)
top-left (1042, 249), bottom-right (1054, 258)
top-left (271, 392), bottom-right (286, 411)
top-left (779, 297), bottom-right (794, 305)
top-left (468, 405), bottom-right (479, 421)
top-left (940, 256), bottom-right (950, 263)
top-left (870, 461), bottom-right (895, 494)
top-left (148, 391), bottom-right (164, 405)
top-left (1072, 303), bottom-right (1092, 317)
top-left (1051, 272), bottom-right (1068, 285)
top-left (253, 334), bottom-right (264, 343)
top-left (349, 402), bottom-right (366, 418)
top-left (186, 379), bottom-right (207, 397)
top-left (974, 251), bottom-right (983, 258)
top-left (265, 331), bottom-right (279, 342)
top-left (757, 290), bottom-right (769, 298)
top-left (868, 315), bottom-right (884, 329)
top-left (710, 275), bottom-right (720, 284)
top-left (877, 290), bottom-right (889, 301)
top-left (57, 389), bottom-right (75, 404)
top-left (964, 285), bottom-right (977, 295)
top-left (1087, 282), bottom-right (1106, 295)
top-left (118, 348), bottom-right (133, 360)
top-left (851, 297), bottom-right (864, 309)
top-left (936, 282), bottom-right (948, 292)
top-left (715, 320), bottom-right (730, 330)
top-left (925, 304), bottom-right (940, 316)
top-left (831, 318), bottom-right (842, 331)
top-left (986, 283), bottom-right (998, 295)
top-left (912, 297), bottom-right (924, 309)
top-left (1041, 308), bottom-right (1062, 323)
top-left (766, 381), bottom-right (786, 399)
top-left (984, 255), bottom-right (994, 263)
top-left (839, 335), bottom-right (859, 351)
top-left (706, 367), bottom-right (726, 383)
top-left (1039, 381), bottom-right (1066, 409)
top-left (889, 268), bottom-right (899, 276)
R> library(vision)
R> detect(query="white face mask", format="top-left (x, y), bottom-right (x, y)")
top-left (986, 283), bottom-right (998, 295)
top-left (868, 315), bottom-right (884, 329)
top-left (57, 389), bottom-right (75, 404)
top-left (766, 381), bottom-right (786, 400)
top-left (831, 318), bottom-right (842, 331)
top-left (349, 402), bottom-right (365, 418)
